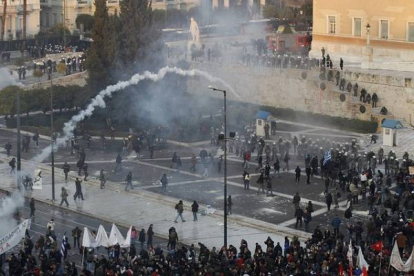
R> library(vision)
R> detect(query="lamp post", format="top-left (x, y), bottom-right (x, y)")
top-left (208, 85), bottom-right (228, 248)
top-left (366, 23), bottom-right (371, 46)
top-left (50, 73), bottom-right (55, 201)
top-left (16, 89), bottom-right (21, 189)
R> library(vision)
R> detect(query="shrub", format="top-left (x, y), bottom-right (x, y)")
top-left (260, 105), bottom-right (378, 134)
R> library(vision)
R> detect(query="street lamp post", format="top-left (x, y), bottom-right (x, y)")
top-left (50, 74), bottom-right (55, 201)
top-left (366, 23), bottom-right (371, 46)
top-left (208, 86), bottom-right (228, 248)
top-left (16, 89), bottom-right (21, 189)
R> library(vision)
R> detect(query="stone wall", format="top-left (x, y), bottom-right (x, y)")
top-left (188, 62), bottom-right (414, 124)
top-left (23, 71), bottom-right (87, 90)
top-left (342, 70), bottom-right (414, 124)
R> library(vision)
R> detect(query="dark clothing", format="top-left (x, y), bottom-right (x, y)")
top-left (295, 167), bottom-right (301, 182)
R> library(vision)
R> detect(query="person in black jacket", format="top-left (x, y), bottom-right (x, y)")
top-left (295, 166), bottom-right (301, 182)
top-left (191, 201), bottom-right (199, 221)
top-left (295, 207), bottom-right (303, 229)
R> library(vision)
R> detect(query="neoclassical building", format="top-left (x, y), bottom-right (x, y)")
top-left (40, 0), bottom-right (120, 33)
top-left (310, 0), bottom-right (414, 71)
top-left (40, 0), bottom-right (204, 33)
top-left (0, 0), bottom-right (41, 40)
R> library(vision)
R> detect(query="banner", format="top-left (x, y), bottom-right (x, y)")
top-left (0, 219), bottom-right (29, 255)
top-left (33, 169), bottom-right (43, 190)
top-left (390, 242), bottom-right (414, 272)
top-left (109, 224), bottom-right (132, 248)
top-left (82, 224), bottom-right (131, 248)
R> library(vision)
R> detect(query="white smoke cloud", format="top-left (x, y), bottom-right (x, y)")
top-left (0, 66), bottom-right (237, 238)
top-left (0, 67), bottom-right (17, 90)
top-left (0, 190), bottom-right (25, 236)
top-left (33, 66), bottom-right (240, 163)
top-left (0, 69), bottom-right (27, 238)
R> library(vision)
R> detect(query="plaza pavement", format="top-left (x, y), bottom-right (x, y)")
top-left (0, 117), bottom-right (395, 249)
top-left (0, 152), bottom-right (313, 250)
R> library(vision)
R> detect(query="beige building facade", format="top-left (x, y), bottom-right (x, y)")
top-left (0, 0), bottom-right (41, 40)
top-left (152, 0), bottom-right (200, 11)
top-left (40, 0), bottom-right (119, 33)
top-left (40, 0), bottom-right (202, 33)
top-left (310, 0), bottom-right (414, 71)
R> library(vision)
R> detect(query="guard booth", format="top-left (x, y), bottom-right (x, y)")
top-left (255, 110), bottom-right (276, 137)
top-left (382, 119), bottom-right (403, 147)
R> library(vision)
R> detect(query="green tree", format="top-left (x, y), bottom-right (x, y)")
top-left (33, 69), bottom-right (44, 83)
top-left (152, 9), bottom-right (166, 28)
top-left (118, 0), bottom-right (160, 73)
top-left (262, 4), bottom-right (279, 18)
top-left (0, 86), bottom-right (26, 118)
top-left (85, 0), bottom-right (112, 90)
top-left (57, 63), bottom-right (66, 75)
top-left (76, 14), bottom-right (95, 32)
top-left (104, 14), bottom-right (121, 73)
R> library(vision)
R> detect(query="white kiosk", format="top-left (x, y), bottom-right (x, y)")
top-left (382, 119), bottom-right (403, 147)
top-left (255, 110), bottom-right (276, 137)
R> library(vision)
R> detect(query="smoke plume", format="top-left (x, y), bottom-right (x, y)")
top-left (33, 66), bottom-right (240, 163)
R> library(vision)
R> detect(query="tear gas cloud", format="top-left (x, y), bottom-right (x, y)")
top-left (0, 67), bottom-right (18, 90)
top-left (0, 69), bottom-right (25, 237)
top-left (33, 66), bottom-right (240, 163)
top-left (0, 190), bottom-right (25, 236)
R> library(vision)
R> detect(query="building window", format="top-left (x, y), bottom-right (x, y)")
top-left (408, 22), bottom-right (414, 42)
top-left (380, 20), bottom-right (389, 39)
top-left (328, 16), bottom-right (336, 34)
top-left (46, 13), bottom-right (49, 27)
top-left (353, 18), bottom-right (362, 37)
top-left (385, 129), bottom-right (390, 135)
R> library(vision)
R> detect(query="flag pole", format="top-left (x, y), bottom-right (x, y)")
top-left (387, 239), bottom-right (395, 274)
top-left (81, 246), bottom-right (85, 268)
top-left (379, 229), bottom-right (385, 274)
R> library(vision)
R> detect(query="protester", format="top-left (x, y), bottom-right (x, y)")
top-left (191, 200), bottom-right (199, 221)
top-left (174, 200), bottom-right (186, 223)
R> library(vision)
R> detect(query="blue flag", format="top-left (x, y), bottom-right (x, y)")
top-left (323, 150), bottom-right (331, 166)
top-left (61, 233), bottom-right (68, 259)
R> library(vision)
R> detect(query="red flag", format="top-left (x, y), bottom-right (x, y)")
top-left (370, 241), bottom-right (383, 252)
top-left (362, 267), bottom-right (368, 276)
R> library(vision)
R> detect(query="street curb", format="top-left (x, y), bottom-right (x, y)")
top-left (0, 127), bottom-right (210, 149)
top-left (0, 156), bottom-right (312, 245)
top-left (0, 186), bottom-right (174, 247)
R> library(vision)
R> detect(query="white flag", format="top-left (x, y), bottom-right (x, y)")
top-left (33, 169), bottom-right (43, 190)
top-left (347, 242), bottom-right (354, 269)
top-left (0, 219), bottom-right (29, 255)
top-left (82, 225), bottom-right (110, 248)
top-left (109, 224), bottom-right (130, 248)
top-left (82, 224), bottom-right (130, 248)
top-left (357, 246), bottom-right (369, 272)
top-left (390, 242), bottom-right (414, 272)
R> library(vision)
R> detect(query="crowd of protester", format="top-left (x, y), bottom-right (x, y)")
top-left (2, 127), bottom-right (414, 275)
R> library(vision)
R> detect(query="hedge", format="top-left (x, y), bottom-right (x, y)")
top-left (260, 106), bottom-right (378, 134)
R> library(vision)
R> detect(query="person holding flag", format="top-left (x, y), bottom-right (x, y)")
top-left (357, 246), bottom-right (369, 276)
top-left (323, 149), bottom-right (331, 167)
top-left (347, 242), bottom-right (354, 276)
top-left (61, 232), bottom-right (70, 260)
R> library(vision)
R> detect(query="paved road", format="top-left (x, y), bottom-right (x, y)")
top-left (0, 124), bottom-right (384, 244)
top-left (0, 192), bottom-right (169, 273)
